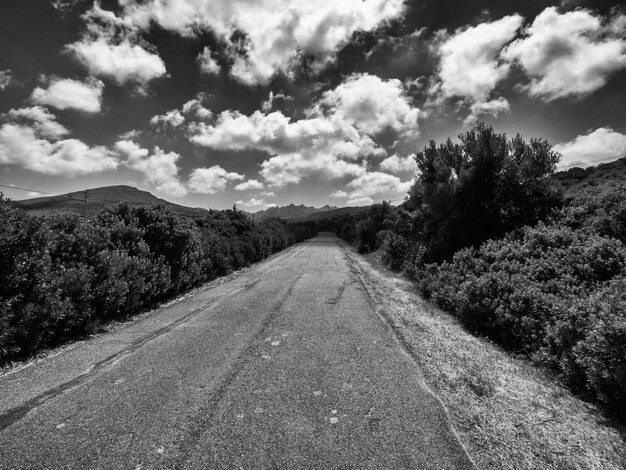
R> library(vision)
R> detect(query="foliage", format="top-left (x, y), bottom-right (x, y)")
top-left (405, 122), bottom-right (562, 262)
top-left (0, 199), bottom-right (316, 364)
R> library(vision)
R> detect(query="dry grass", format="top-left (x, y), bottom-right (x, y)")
top-left (347, 249), bottom-right (626, 470)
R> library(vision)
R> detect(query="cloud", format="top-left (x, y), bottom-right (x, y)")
top-left (189, 74), bottom-right (422, 187)
top-left (181, 97), bottom-right (213, 120)
top-left (379, 153), bottom-right (417, 174)
top-left (554, 127), bottom-right (626, 168)
top-left (235, 198), bottom-right (274, 209)
top-left (31, 77), bottom-right (104, 113)
top-left (7, 106), bottom-right (69, 139)
top-left (311, 73), bottom-right (421, 136)
top-left (464, 97), bottom-right (511, 126)
top-left (67, 4), bottom-right (166, 89)
top-left (188, 166), bottom-right (244, 194)
top-left (0, 108), bottom-right (117, 175)
top-left (115, 140), bottom-right (187, 196)
top-left (346, 197), bottom-right (374, 206)
top-left (68, 39), bottom-right (167, 87)
top-left (234, 179), bottom-right (264, 191)
top-left (197, 46), bottom-right (220, 75)
top-left (502, 7), bottom-right (626, 101)
top-left (0, 70), bottom-right (14, 90)
top-left (261, 91), bottom-right (293, 112)
top-left (434, 15), bottom-right (524, 103)
top-left (331, 171), bottom-right (413, 201)
top-left (120, 0), bottom-right (404, 84)
top-left (150, 109), bottom-right (185, 128)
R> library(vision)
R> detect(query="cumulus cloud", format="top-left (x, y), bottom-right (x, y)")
top-left (346, 197), bottom-right (374, 206)
top-left (188, 166), bottom-right (244, 194)
top-left (7, 106), bottom-right (69, 139)
top-left (0, 107), bottom-right (117, 175)
top-left (31, 77), bottom-right (104, 113)
top-left (554, 127), bottom-right (626, 168)
top-left (0, 70), bottom-right (14, 90)
top-left (234, 179), bottom-right (264, 191)
top-left (502, 7), bottom-right (626, 101)
top-left (464, 97), bottom-right (511, 127)
top-left (120, 0), bottom-right (404, 84)
top-left (181, 97), bottom-right (213, 119)
top-left (67, 3), bottom-right (166, 89)
top-left (68, 39), bottom-right (166, 87)
top-left (150, 109), bottom-right (185, 128)
top-left (311, 74), bottom-right (421, 136)
top-left (379, 153), bottom-right (418, 174)
top-left (435, 15), bottom-right (523, 103)
top-left (332, 171), bottom-right (413, 201)
top-left (235, 198), bottom-right (274, 209)
top-left (190, 74), bottom-right (421, 187)
top-left (115, 140), bottom-right (187, 196)
top-left (197, 46), bottom-right (220, 75)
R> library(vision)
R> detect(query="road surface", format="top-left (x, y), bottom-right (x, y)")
top-left (0, 234), bottom-right (475, 469)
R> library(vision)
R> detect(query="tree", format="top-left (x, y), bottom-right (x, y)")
top-left (406, 122), bottom-right (562, 262)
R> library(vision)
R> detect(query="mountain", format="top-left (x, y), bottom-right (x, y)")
top-left (9, 185), bottom-right (211, 220)
top-left (248, 203), bottom-right (337, 222)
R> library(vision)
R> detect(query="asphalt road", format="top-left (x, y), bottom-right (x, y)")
top-left (0, 234), bottom-right (475, 470)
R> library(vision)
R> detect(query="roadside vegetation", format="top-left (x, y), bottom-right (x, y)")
top-left (0, 201), bottom-right (316, 365)
top-left (322, 123), bottom-right (626, 423)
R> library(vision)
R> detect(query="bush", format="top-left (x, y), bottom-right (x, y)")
top-left (0, 199), bottom-right (315, 364)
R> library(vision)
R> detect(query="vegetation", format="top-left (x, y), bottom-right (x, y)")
top-left (323, 123), bottom-right (626, 420)
top-left (0, 200), bottom-right (316, 365)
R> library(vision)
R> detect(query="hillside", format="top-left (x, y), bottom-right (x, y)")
top-left (554, 156), bottom-right (626, 193)
top-left (249, 203), bottom-right (335, 222)
top-left (10, 185), bottom-right (211, 220)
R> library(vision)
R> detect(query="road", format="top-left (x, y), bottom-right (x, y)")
top-left (0, 234), bottom-right (475, 469)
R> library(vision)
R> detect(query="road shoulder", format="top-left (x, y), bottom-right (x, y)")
top-left (342, 245), bottom-right (626, 470)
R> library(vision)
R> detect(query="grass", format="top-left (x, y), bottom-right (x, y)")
top-left (346, 247), bottom-right (626, 469)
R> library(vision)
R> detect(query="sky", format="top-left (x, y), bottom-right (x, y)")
top-left (0, 0), bottom-right (625, 211)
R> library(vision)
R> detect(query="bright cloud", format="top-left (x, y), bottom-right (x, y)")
top-left (234, 179), bottom-right (264, 191)
top-left (197, 46), bottom-right (220, 75)
top-left (379, 154), bottom-right (417, 174)
top-left (190, 74), bottom-right (421, 187)
top-left (235, 198), bottom-right (274, 209)
top-left (31, 78), bottom-right (104, 113)
top-left (182, 97), bottom-right (213, 120)
top-left (115, 140), bottom-right (187, 196)
top-left (502, 7), bottom-right (626, 101)
top-left (7, 106), bottom-right (69, 139)
top-left (311, 74), bottom-right (421, 136)
top-left (120, 0), bottom-right (404, 84)
top-left (554, 128), bottom-right (626, 169)
top-left (68, 39), bottom-right (166, 87)
top-left (188, 166), bottom-right (245, 194)
top-left (332, 171), bottom-right (413, 200)
top-left (150, 109), bottom-right (185, 128)
top-left (0, 108), bottom-right (117, 175)
top-left (435, 15), bottom-right (523, 103)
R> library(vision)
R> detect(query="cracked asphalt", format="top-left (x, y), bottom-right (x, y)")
top-left (0, 234), bottom-right (475, 469)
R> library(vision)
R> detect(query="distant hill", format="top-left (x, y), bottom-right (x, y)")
top-left (10, 185), bottom-right (211, 220)
top-left (248, 203), bottom-right (336, 222)
top-left (554, 156), bottom-right (626, 194)
top-left (300, 205), bottom-right (371, 221)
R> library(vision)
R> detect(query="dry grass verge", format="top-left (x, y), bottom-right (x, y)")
top-left (346, 248), bottom-right (626, 469)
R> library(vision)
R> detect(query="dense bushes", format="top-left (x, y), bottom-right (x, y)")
top-left (408, 224), bottom-right (626, 415)
top-left (0, 200), bottom-right (316, 364)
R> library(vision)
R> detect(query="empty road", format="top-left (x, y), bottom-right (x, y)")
top-left (0, 234), bottom-right (475, 469)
